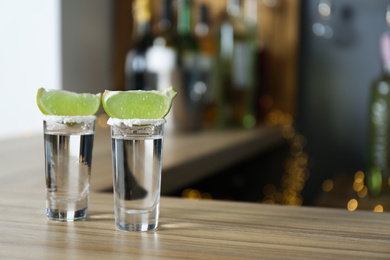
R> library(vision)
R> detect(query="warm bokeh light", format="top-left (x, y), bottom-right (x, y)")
top-left (357, 186), bottom-right (368, 198)
top-left (353, 171), bottom-right (368, 198)
top-left (191, 109), bottom-right (309, 206)
top-left (353, 180), bottom-right (364, 192)
top-left (322, 179), bottom-right (334, 192)
top-left (182, 188), bottom-right (212, 200)
top-left (264, 110), bottom-right (281, 126)
top-left (263, 184), bottom-right (277, 197)
top-left (280, 114), bottom-right (294, 127)
top-left (354, 171), bottom-right (365, 181)
top-left (289, 142), bottom-right (303, 156)
top-left (347, 199), bottom-right (358, 211)
top-left (186, 189), bottom-right (201, 200)
top-left (373, 205), bottom-right (384, 213)
top-left (263, 111), bottom-right (308, 206)
top-left (259, 94), bottom-right (274, 110)
top-left (282, 126), bottom-right (295, 139)
top-left (201, 192), bottom-right (213, 200)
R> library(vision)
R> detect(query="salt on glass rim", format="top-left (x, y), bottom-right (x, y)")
top-left (42, 115), bottom-right (96, 124)
top-left (107, 118), bottom-right (166, 127)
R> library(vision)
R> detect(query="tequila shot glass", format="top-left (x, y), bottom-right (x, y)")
top-left (109, 118), bottom-right (165, 231)
top-left (43, 115), bottom-right (96, 221)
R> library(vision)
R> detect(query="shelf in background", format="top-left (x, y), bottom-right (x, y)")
top-left (91, 125), bottom-right (284, 194)
top-left (0, 125), bottom-right (283, 195)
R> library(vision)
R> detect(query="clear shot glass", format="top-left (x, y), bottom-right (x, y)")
top-left (43, 115), bottom-right (96, 221)
top-left (108, 118), bottom-right (165, 231)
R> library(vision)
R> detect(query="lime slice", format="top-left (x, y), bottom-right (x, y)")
top-left (102, 87), bottom-right (177, 119)
top-left (37, 88), bottom-right (101, 116)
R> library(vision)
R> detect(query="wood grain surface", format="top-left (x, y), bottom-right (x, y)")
top-left (0, 126), bottom-right (389, 259)
top-left (0, 191), bottom-right (389, 259)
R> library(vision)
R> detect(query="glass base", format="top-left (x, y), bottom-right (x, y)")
top-left (114, 205), bottom-right (159, 232)
top-left (46, 207), bottom-right (88, 222)
top-left (115, 222), bottom-right (158, 232)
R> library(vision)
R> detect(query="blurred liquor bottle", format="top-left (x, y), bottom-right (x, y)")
top-left (216, 0), bottom-right (257, 129)
top-left (169, 0), bottom-right (205, 131)
top-left (367, 32), bottom-right (390, 197)
top-left (124, 0), bottom-right (155, 90)
top-left (243, 0), bottom-right (268, 123)
top-left (195, 3), bottom-right (218, 128)
top-left (176, 0), bottom-right (198, 64)
top-left (146, 0), bottom-right (177, 92)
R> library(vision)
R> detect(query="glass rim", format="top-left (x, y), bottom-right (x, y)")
top-left (42, 115), bottom-right (96, 124)
top-left (107, 118), bottom-right (166, 127)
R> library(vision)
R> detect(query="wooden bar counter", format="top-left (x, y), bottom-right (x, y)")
top-left (0, 126), bottom-right (389, 259)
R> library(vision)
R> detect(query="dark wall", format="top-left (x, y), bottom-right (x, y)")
top-left (297, 0), bottom-right (390, 204)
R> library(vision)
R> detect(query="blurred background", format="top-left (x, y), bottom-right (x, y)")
top-left (1, 0), bottom-right (390, 211)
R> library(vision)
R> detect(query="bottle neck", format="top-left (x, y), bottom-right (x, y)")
top-left (227, 0), bottom-right (241, 17)
top-left (381, 33), bottom-right (390, 76)
top-left (159, 0), bottom-right (173, 33)
top-left (137, 23), bottom-right (151, 36)
top-left (195, 4), bottom-right (209, 37)
top-left (133, 0), bottom-right (151, 37)
top-left (177, 0), bottom-right (192, 35)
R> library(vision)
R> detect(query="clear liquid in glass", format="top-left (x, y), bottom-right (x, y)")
top-left (111, 131), bottom-right (163, 231)
top-left (44, 133), bottom-right (94, 221)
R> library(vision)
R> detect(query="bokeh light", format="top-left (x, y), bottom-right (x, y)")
top-left (347, 199), bottom-right (358, 211)
top-left (373, 205), bottom-right (384, 212)
top-left (322, 179), bottom-right (334, 192)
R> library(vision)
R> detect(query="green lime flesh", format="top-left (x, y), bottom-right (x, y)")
top-left (102, 87), bottom-right (177, 119)
top-left (37, 88), bottom-right (101, 116)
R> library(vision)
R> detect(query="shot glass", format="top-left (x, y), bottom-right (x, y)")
top-left (43, 115), bottom-right (96, 221)
top-left (108, 118), bottom-right (165, 231)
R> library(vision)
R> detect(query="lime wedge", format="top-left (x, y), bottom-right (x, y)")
top-left (37, 88), bottom-right (101, 116)
top-left (102, 87), bottom-right (177, 119)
